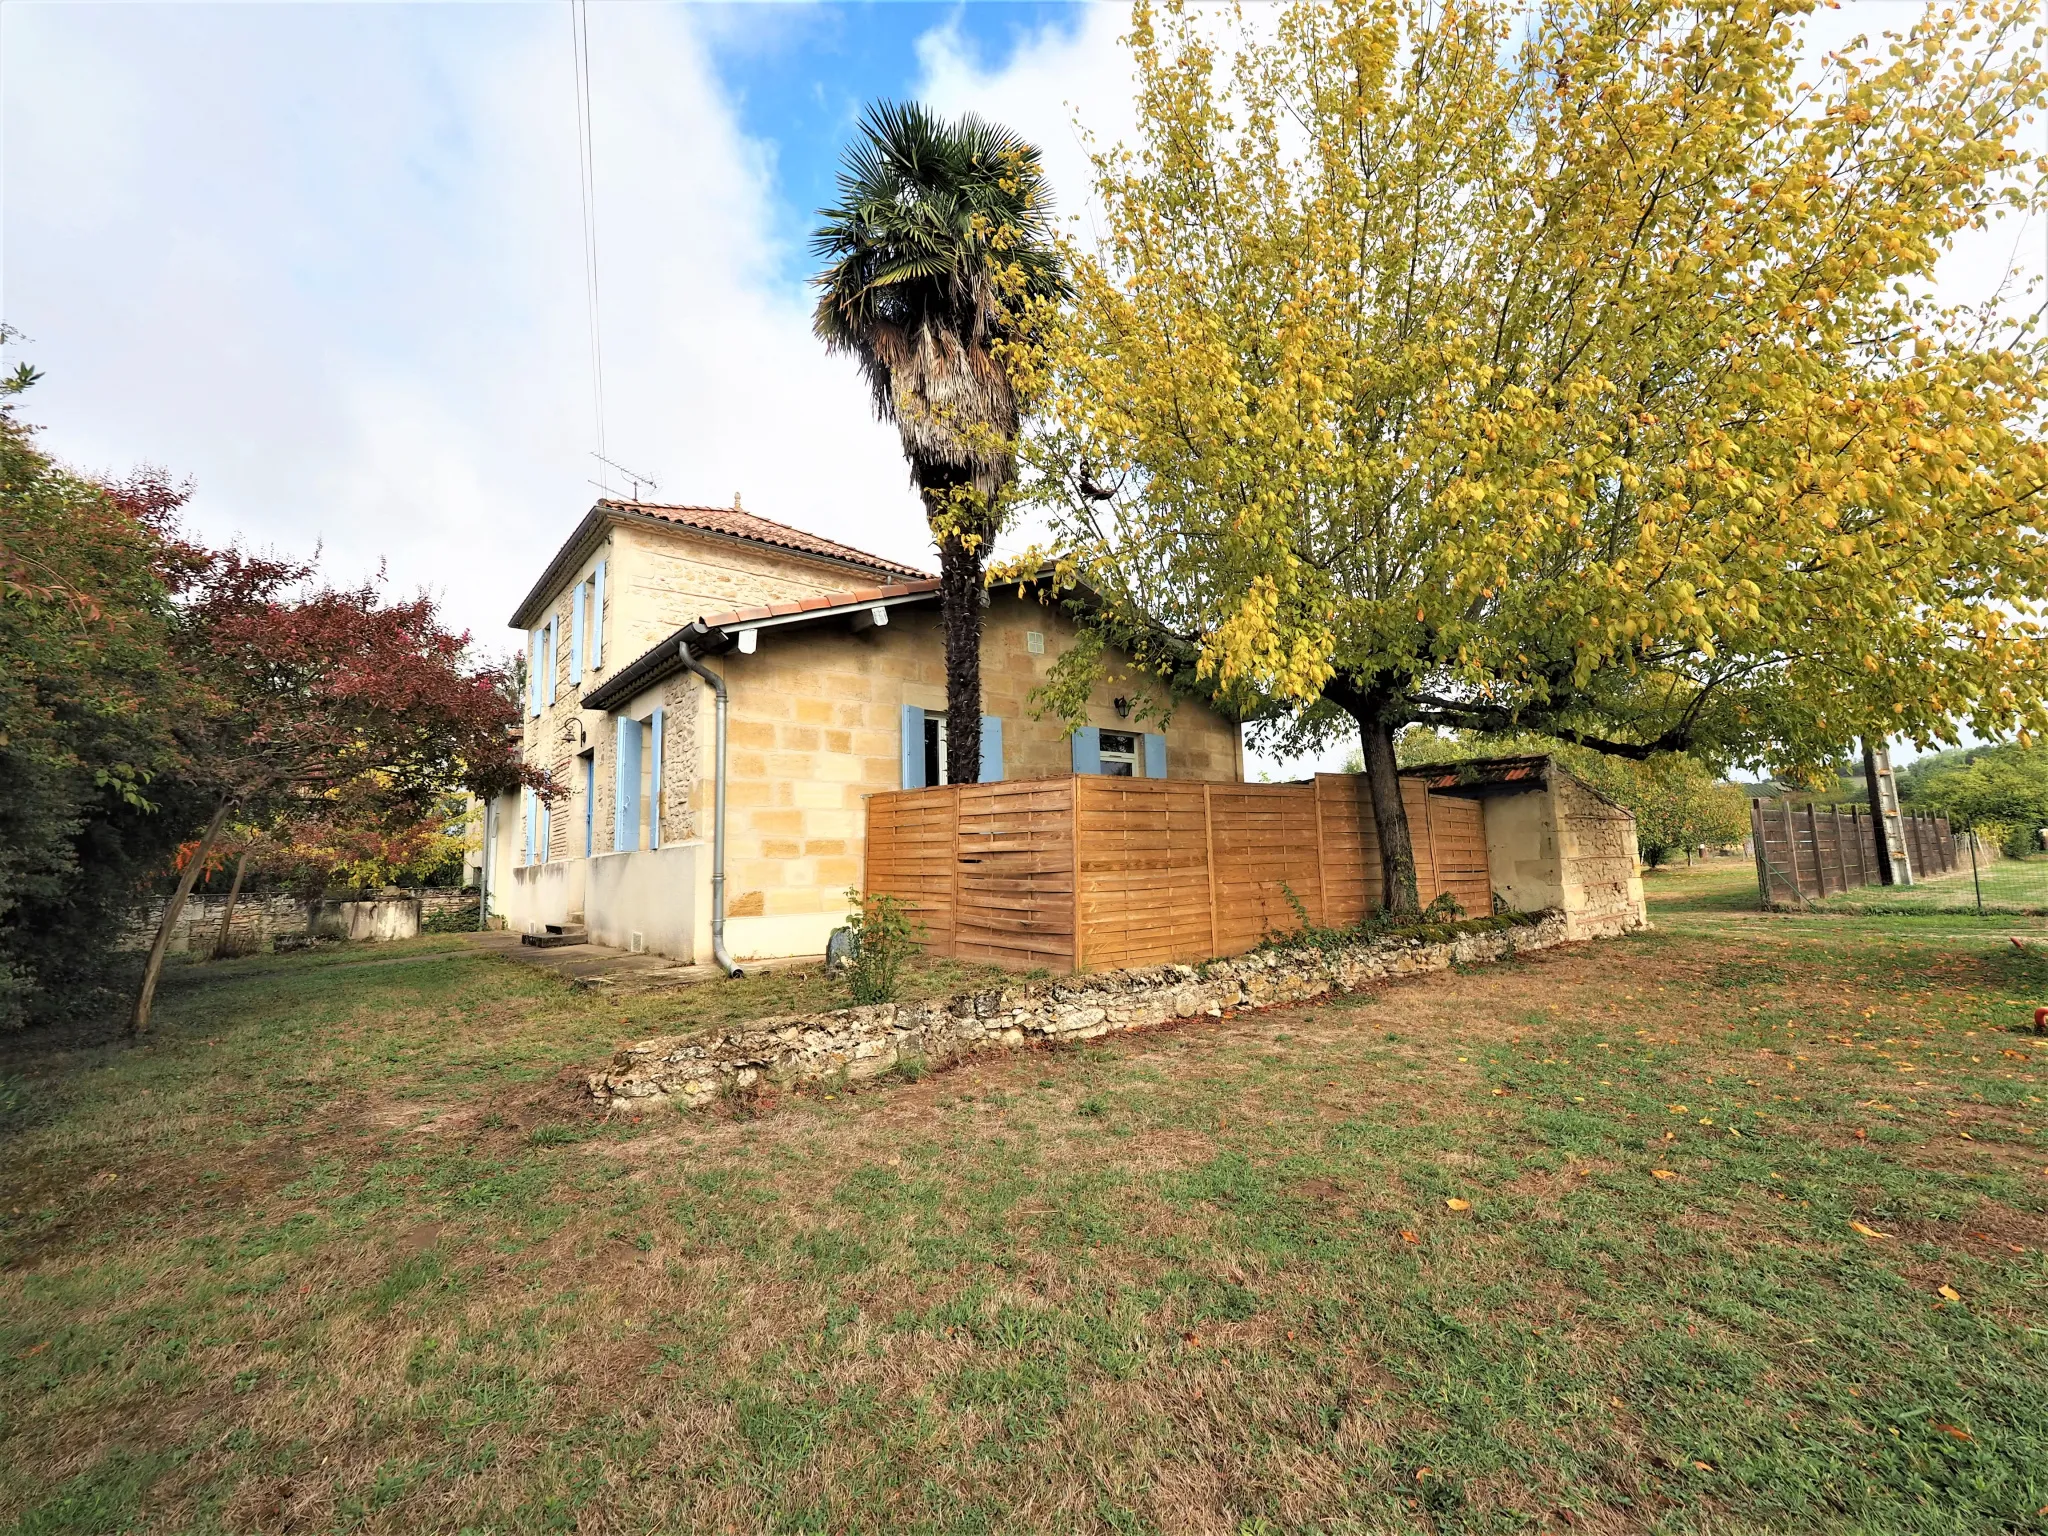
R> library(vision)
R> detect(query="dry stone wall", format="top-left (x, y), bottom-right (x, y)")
top-left (589, 910), bottom-right (1578, 1111)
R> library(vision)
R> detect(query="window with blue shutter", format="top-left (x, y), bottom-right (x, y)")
top-left (614, 715), bottom-right (641, 851)
top-left (1071, 726), bottom-right (1101, 775)
top-left (590, 559), bottom-right (606, 669)
top-left (543, 619), bottom-right (557, 707)
top-left (1143, 733), bottom-right (1167, 780)
top-left (900, 704), bottom-right (925, 789)
top-left (979, 716), bottom-right (1004, 783)
top-left (570, 582), bottom-right (585, 686)
top-left (537, 795), bottom-right (550, 865)
top-left (648, 709), bottom-right (664, 849)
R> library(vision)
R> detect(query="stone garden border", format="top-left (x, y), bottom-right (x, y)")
top-left (589, 909), bottom-right (1609, 1112)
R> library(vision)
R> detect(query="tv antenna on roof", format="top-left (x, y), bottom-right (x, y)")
top-left (589, 452), bottom-right (658, 502)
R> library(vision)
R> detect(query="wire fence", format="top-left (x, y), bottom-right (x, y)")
top-left (1751, 796), bottom-right (2048, 915)
top-left (1806, 835), bottom-right (2048, 917)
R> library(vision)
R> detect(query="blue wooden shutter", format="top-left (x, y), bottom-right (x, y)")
top-left (1143, 732), bottom-right (1167, 780)
top-left (590, 559), bottom-right (606, 669)
top-left (1071, 726), bottom-right (1101, 775)
top-left (528, 631), bottom-right (542, 718)
top-left (900, 705), bottom-right (925, 788)
top-left (583, 755), bottom-right (594, 857)
top-left (614, 715), bottom-right (641, 851)
top-left (537, 795), bottom-right (550, 864)
top-left (648, 708), bottom-right (664, 849)
top-left (570, 582), bottom-right (585, 686)
top-left (979, 716), bottom-right (1004, 783)
top-left (544, 620), bottom-right (557, 706)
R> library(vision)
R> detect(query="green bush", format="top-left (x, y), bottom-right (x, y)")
top-left (420, 898), bottom-right (481, 934)
top-left (843, 889), bottom-right (922, 1005)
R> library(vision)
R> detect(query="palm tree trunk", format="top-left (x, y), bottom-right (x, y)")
top-left (133, 796), bottom-right (231, 1034)
top-left (213, 848), bottom-right (250, 960)
top-left (939, 531), bottom-right (985, 788)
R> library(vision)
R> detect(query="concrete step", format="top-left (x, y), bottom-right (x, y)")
top-left (521, 925), bottom-right (588, 949)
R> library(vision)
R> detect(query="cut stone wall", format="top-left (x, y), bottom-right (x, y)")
top-left (589, 910), bottom-right (1576, 1111)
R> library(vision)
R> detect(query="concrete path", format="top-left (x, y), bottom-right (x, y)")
top-left (463, 931), bottom-right (824, 990)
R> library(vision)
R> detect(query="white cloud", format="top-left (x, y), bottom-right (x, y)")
top-left (2, 1), bottom-right (929, 657)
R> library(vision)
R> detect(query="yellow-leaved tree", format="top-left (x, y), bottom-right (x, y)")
top-left (1020, 0), bottom-right (2048, 911)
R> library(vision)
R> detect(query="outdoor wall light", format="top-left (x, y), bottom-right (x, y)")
top-left (1113, 696), bottom-right (1132, 719)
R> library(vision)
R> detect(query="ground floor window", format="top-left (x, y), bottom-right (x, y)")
top-left (1098, 730), bottom-right (1139, 776)
top-left (922, 714), bottom-right (949, 787)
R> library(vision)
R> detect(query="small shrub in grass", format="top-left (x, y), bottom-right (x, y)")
top-left (842, 888), bottom-right (921, 1005)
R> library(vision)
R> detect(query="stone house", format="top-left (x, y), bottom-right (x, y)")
top-left (487, 498), bottom-right (1245, 964)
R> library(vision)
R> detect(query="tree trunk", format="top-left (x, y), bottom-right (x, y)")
top-left (938, 529), bottom-right (985, 788)
top-left (213, 848), bottom-right (250, 960)
top-left (1356, 706), bottom-right (1421, 914)
top-left (132, 797), bottom-right (231, 1035)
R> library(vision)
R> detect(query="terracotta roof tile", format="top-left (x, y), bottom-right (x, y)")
top-left (601, 499), bottom-right (929, 580)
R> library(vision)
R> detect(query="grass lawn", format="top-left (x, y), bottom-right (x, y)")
top-left (2, 901), bottom-right (2046, 1534)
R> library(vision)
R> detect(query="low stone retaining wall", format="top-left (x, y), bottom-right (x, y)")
top-left (590, 909), bottom-right (1580, 1112)
top-left (124, 887), bottom-right (473, 954)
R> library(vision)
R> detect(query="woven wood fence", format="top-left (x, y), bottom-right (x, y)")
top-left (1751, 798), bottom-right (1956, 904)
top-left (864, 773), bottom-right (1494, 974)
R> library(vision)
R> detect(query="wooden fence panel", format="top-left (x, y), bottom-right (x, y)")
top-left (1426, 793), bottom-right (1494, 916)
top-left (1209, 783), bottom-right (1322, 956)
top-left (953, 779), bottom-right (1077, 970)
top-left (1751, 799), bottom-right (1959, 904)
top-left (864, 785), bottom-right (958, 952)
top-left (1315, 775), bottom-right (1382, 924)
top-left (1075, 778), bottom-right (1213, 970)
top-left (869, 773), bottom-right (1540, 973)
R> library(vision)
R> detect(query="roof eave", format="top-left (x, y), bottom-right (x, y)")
top-left (577, 589), bottom-right (946, 713)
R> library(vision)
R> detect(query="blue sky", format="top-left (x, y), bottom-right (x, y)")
top-left (1, 1), bottom-right (2032, 774)
top-left (1, 0), bottom-right (1132, 637)
top-left (701, 2), bottom-right (1088, 283)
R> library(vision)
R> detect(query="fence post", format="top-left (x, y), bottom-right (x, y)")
top-left (1804, 802), bottom-right (1824, 899)
top-left (1312, 776), bottom-right (1330, 926)
top-left (1835, 798), bottom-right (1851, 897)
top-left (1782, 799), bottom-right (1804, 903)
top-left (1751, 798), bottom-right (1769, 907)
top-left (1068, 778), bottom-right (1083, 973)
top-left (952, 783), bottom-right (966, 962)
top-left (1203, 783), bottom-right (1219, 957)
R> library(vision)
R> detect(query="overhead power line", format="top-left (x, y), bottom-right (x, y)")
top-left (569, 0), bottom-right (609, 482)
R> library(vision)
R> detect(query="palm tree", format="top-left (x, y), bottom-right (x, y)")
top-left (813, 101), bottom-right (1065, 788)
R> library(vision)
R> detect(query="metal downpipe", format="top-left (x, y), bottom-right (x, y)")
top-left (677, 642), bottom-right (742, 978)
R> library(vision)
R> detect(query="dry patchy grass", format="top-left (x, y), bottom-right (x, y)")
top-left (1, 919), bottom-right (2045, 1533)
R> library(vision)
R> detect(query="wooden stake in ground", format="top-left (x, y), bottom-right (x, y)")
top-left (132, 797), bottom-right (231, 1035)
top-left (213, 847), bottom-right (250, 961)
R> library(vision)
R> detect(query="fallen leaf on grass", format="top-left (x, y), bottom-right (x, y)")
top-left (1445, 1198), bottom-right (1471, 1211)
top-left (1652, 1169), bottom-right (1677, 1180)
top-left (1400, 1230), bottom-right (1421, 1244)
top-left (1938, 1284), bottom-right (1962, 1303)
top-left (1693, 1460), bottom-right (1716, 1471)
top-left (1850, 1221), bottom-right (1891, 1239)
top-left (16, 1342), bottom-right (48, 1359)
top-left (1932, 1422), bottom-right (1972, 1440)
